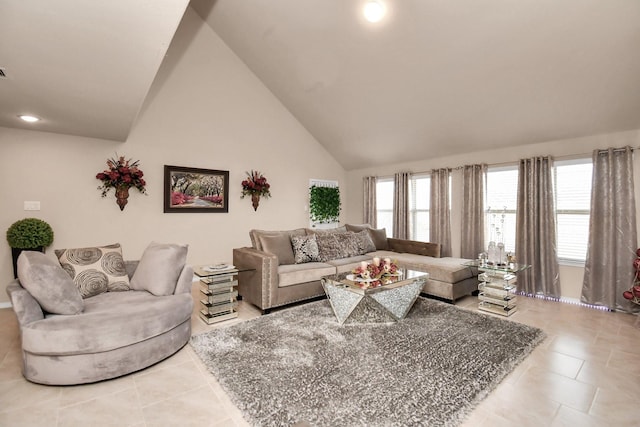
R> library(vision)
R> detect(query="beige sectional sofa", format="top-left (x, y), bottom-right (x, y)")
top-left (232, 224), bottom-right (478, 314)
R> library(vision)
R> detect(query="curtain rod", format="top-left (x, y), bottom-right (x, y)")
top-left (373, 146), bottom-right (640, 178)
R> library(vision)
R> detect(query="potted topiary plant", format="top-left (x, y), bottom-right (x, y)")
top-left (6, 218), bottom-right (54, 278)
top-left (309, 185), bottom-right (341, 226)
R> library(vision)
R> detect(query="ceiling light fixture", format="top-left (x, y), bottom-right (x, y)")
top-left (19, 115), bottom-right (40, 123)
top-left (364, 0), bottom-right (386, 23)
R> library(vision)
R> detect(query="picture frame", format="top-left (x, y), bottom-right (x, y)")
top-left (164, 165), bottom-right (229, 213)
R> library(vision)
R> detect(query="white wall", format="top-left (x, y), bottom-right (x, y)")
top-left (0, 8), bottom-right (346, 303)
top-left (345, 129), bottom-right (640, 300)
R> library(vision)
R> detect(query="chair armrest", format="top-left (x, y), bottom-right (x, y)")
top-left (233, 247), bottom-right (278, 310)
top-left (6, 280), bottom-right (45, 326)
top-left (174, 264), bottom-right (194, 295)
top-left (387, 238), bottom-right (441, 258)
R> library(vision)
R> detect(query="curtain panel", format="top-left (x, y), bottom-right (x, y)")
top-left (430, 168), bottom-right (452, 257)
top-left (363, 176), bottom-right (377, 227)
top-left (393, 172), bottom-right (410, 239)
top-left (516, 156), bottom-right (561, 298)
top-left (582, 146), bottom-right (638, 311)
top-left (461, 164), bottom-right (487, 259)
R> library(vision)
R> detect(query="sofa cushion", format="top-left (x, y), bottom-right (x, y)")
top-left (392, 254), bottom-right (474, 283)
top-left (326, 255), bottom-right (372, 274)
top-left (130, 242), bottom-right (188, 296)
top-left (291, 234), bottom-right (321, 264)
top-left (259, 233), bottom-right (295, 265)
top-left (305, 226), bottom-right (347, 235)
top-left (368, 228), bottom-right (389, 250)
top-left (20, 291), bottom-right (192, 355)
top-left (55, 243), bottom-right (129, 298)
top-left (354, 230), bottom-right (376, 254)
top-left (316, 232), bottom-right (360, 261)
top-left (278, 263), bottom-right (336, 287)
top-left (345, 223), bottom-right (372, 233)
top-left (250, 229), bottom-right (306, 251)
top-left (17, 251), bottom-right (84, 315)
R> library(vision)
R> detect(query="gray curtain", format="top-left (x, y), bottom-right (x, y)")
top-left (582, 147), bottom-right (638, 311)
top-left (430, 168), bottom-right (452, 257)
top-left (363, 176), bottom-right (377, 227)
top-left (461, 164), bottom-right (487, 259)
top-left (516, 156), bottom-right (561, 298)
top-left (393, 172), bottom-right (410, 239)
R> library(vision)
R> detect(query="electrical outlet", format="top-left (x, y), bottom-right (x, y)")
top-left (24, 201), bottom-right (40, 211)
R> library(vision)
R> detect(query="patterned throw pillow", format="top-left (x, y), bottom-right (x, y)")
top-left (316, 232), bottom-right (361, 261)
top-left (354, 230), bottom-right (377, 254)
top-left (291, 234), bottom-right (321, 264)
top-left (55, 243), bottom-right (130, 298)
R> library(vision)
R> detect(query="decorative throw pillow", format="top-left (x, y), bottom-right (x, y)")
top-left (354, 230), bottom-right (377, 254)
top-left (345, 224), bottom-right (372, 233)
top-left (258, 234), bottom-right (295, 265)
top-left (368, 228), bottom-right (389, 250)
top-left (55, 243), bottom-right (129, 298)
top-left (315, 233), bottom-right (340, 262)
top-left (291, 234), bottom-right (321, 264)
top-left (130, 242), bottom-right (188, 296)
top-left (333, 232), bottom-right (361, 258)
top-left (17, 251), bottom-right (84, 315)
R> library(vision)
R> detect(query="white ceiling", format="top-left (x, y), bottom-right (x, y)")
top-left (0, 0), bottom-right (189, 141)
top-left (2, 1), bottom-right (639, 169)
top-left (192, 0), bottom-right (640, 169)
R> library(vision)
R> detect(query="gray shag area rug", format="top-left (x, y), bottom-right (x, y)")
top-left (190, 297), bottom-right (545, 427)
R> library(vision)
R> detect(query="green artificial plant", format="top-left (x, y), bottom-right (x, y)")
top-left (309, 185), bottom-right (341, 224)
top-left (6, 218), bottom-right (54, 249)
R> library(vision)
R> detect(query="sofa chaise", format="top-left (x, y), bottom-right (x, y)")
top-left (232, 224), bottom-right (478, 314)
top-left (6, 243), bottom-right (193, 385)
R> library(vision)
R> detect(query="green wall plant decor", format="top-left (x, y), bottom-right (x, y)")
top-left (309, 185), bottom-right (341, 224)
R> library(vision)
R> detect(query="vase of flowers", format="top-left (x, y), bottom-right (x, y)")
top-left (352, 257), bottom-right (400, 288)
top-left (96, 155), bottom-right (146, 211)
top-left (241, 170), bottom-right (271, 211)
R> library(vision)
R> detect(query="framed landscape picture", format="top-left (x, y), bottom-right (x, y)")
top-left (164, 165), bottom-right (229, 213)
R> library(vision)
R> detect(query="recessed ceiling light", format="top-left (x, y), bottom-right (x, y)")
top-left (18, 115), bottom-right (40, 123)
top-left (364, 0), bottom-right (386, 23)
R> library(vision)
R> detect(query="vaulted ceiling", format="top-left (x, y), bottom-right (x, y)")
top-left (2, 1), bottom-right (640, 169)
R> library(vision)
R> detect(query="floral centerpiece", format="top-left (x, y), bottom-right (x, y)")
top-left (241, 170), bottom-right (271, 211)
top-left (352, 257), bottom-right (399, 283)
top-left (96, 155), bottom-right (146, 210)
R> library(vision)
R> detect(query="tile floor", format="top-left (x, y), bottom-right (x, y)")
top-left (1, 286), bottom-right (639, 426)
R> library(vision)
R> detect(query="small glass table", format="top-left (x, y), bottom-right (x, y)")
top-left (462, 260), bottom-right (531, 317)
top-left (321, 268), bottom-right (429, 324)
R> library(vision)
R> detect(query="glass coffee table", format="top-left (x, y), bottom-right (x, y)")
top-left (321, 268), bottom-right (429, 324)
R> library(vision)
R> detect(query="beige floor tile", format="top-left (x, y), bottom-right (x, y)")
top-left (0, 378), bottom-right (61, 413)
top-left (0, 398), bottom-right (60, 427)
top-left (527, 348), bottom-right (585, 379)
top-left (589, 387), bottom-right (638, 426)
top-left (607, 348), bottom-right (640, 375)
top-left (515, 366), bottom-right (598, 412)
top-left (551, 405), bottom-right (611, 427)
top-left (576, 361), bottom-right (640, 393)
top-left (134, 360), bottom-right (208, 407)
top-left (142, 385), bottom-right (227, 427)
top-left (58, 375), bottom-right (136, 408)
top-left (57, 387), bottom-right (144, 427)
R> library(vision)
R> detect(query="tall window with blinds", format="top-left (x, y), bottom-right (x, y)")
top-left (376, 178), bottom-right (394, 237)
top-left (409, 174), bottom-right (430, 242)
top-left (485, 166), bottom-right (518, 253)
top-left (554, 159), bottom-right (592, 263)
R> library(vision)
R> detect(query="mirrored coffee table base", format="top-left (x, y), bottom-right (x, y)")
top-left (321, 269), bottom-right (428, 324)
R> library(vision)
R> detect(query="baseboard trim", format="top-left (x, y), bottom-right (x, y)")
top-left (0, 302), bottom-right (12, 309)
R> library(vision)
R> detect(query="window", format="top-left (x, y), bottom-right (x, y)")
top-left (485, 166), bottom-right (518, 253)
top-left (554, 159), bottom-right (592, 263)
top-left (376, 178), bottom-right (394, 237)
top-left (409, 174), bottom-right (430, 242)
